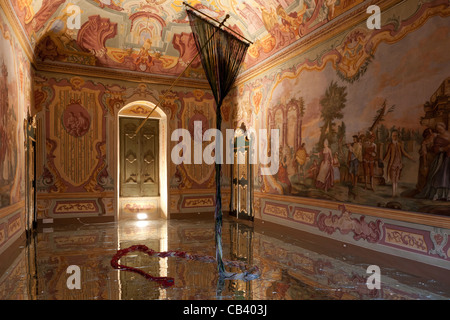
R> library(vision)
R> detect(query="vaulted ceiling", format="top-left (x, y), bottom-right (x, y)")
top-left (9, 0), bottom-right (363, 80)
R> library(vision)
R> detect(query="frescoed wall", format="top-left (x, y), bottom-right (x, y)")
top-left (0, 5), bottom-right (32, 254)
top-left (33, 71), bottom-right (231, 219)
top-left (234, 0), bottom-right (450, 218)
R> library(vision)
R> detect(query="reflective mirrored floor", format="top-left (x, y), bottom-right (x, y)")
top-left (1, 216), bottom-right (449, 300)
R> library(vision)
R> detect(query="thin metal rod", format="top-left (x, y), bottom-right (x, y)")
top-left (135, 13), bottom-right (230, 134)
top-left (183, 2), bottom-right (253, 45)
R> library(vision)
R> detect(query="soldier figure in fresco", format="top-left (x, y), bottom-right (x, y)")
top-left (363, 132), bottom-right (377, 191)
top-left (347, 135), bottom-right (362, 187)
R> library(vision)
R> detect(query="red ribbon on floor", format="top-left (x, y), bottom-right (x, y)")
top-left (111, 245), bottom-right (176, 287)
top-left (111, 244), bottom-right (260, 287)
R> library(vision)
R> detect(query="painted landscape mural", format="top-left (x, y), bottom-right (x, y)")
top-left (235, 2), bottom-right (450, 215)
top-left (0, 8), bottom-right (31, 210)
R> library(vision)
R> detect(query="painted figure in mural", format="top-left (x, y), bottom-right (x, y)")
top-left (65, 111), bottom-right (90, 137)
top-left (277, 152), bottom-right (291, 194)
top-left (135, 38), bottom-right (154, 70)
top-left (416, 128), bottom-right (437, 192)
top-left (416, 122), bottom-right (450, 201)
top-left (295, 143), bottom-right (309, 180)
top-left (383, 130), bottom-right (414, 197)
top-left (315, 139), bottom-right (334, 192)
top-left (276, 4), bottom-right (306, 33)
top-left (307, 158), bottom-right (319, 184)
top-left (0, 62), bottom-right (15, 192)
top-left (363, 132), bottom-right (377, 191)
top-left (347, 135), bottom-right (362, 187)
top-left (302, 0), bottom-right (317, 20)
top-left (332, 152), bottom-right (340, 183)
top-left (324, 0), bottom-right (338, 20)
top-left (261, 7), bottom-right (278, 33)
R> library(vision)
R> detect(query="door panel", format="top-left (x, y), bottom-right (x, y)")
top-left (141, 120), bottom-right (159, 196)
top-left (230, 136), bottom-right (253, 221)
top-left (120, 118), bottom-right (159, 197)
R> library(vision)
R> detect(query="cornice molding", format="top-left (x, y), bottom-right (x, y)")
top-left (35, 61), bottom-right (212, 89)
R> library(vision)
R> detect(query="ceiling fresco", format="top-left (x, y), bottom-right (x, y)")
top-left (9, 0), bottom-right (365, 78)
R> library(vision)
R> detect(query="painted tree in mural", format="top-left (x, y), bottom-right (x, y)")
top-left (336, 121), bottom-right (346, 157)
top-left (294, 96), bottom-right (306, 144)
top-left (319, 81), bottom-right (347, 147)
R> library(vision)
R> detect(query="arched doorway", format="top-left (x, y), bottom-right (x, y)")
top-left (115, 101), bottom-right (168, 220)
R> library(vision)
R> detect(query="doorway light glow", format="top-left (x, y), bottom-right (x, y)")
top-left (137, 213), bottom-right (148, 220)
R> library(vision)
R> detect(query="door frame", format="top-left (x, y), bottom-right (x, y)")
top-left (115, 101), bottom-right (168, 220)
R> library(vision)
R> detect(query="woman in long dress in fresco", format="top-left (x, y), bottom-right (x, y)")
top-left (315, 139), bottom-right (334, 192)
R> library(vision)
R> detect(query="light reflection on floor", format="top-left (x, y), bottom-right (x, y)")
top-left (0, 216), bottom-right (449, 300)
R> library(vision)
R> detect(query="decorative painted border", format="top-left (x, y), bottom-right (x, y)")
top-left (380, 223), bottom-right (430, 254)
top-left (238, 0), bottom-right (450, 85)
top-left (258, 195), bottom-right (450, 267)
top-left (120, 198), bottom-right (158, 214)
top-left (7, 214), bottom-right (21, 238)
top-left (181, 195), bottom-right (215, 209)
top-left (256, 192), bottom-right (450, 230)
top-left (0, 222), bottom-right (6, 248)
top-left (53, 200), bottom-right (99, 215)
top-left (0, 211), bottom-right (23, 250)
top-left (263, 201), bottom-right (319, 227)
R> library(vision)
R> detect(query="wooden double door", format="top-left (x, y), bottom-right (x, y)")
top-left (230, 136), bottom-right (254, 221)
top-left (120, 117), bottom-right (159, 197)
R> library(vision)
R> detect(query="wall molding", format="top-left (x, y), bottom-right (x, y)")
top-left (34, 61), bottom-right (211, 89)
top-left (256, 196), bottom-right (450, 270)
top-left (0, 201), bottom-right (25, 220)
top-left (255, 192), bottom-right (450, 229)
